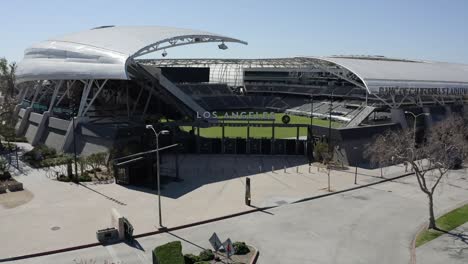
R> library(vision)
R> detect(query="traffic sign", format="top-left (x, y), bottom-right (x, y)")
top-left (209, 232), bottom-right (222, 252)
top-left (222, 238), bottom-right (234, 258)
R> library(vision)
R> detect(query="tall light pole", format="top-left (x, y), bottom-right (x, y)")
top-left (404, 111), bottom-right (429, 145)
top-left (72, 107), bottom-right (78, 182)
top-left (146, 125), bottom-right (170, 229)
top-left (310, 95), bottom-right (314, 132)
top-left (353, 146), bottom-right (358, 184)
top-left (328, 91), bottom-right (334, 156)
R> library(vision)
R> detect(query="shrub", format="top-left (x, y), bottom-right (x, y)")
top-left (233, 241), bottom-right (250, 255)
top-left (152, 241), bottom-right (184, 264)
top-left (78, 174), bottom-right (92, 182)
top-left (0, 171), bottom-right (11, 180)
top-left (314, 142), bottom-right (330, 162)
top-left (24, 144), bottom-right (57, 161)
top-left (183, 253), bottom-right (200, 264)
top-left (57, 175), bottom-right (71, 182)
top-left (0, 158), bottom-right (7, 174)
top-left (198, 249), bottom-right (214, 261)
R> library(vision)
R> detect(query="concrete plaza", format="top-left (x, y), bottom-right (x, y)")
top-left (10, 169), bottom-right (468, 264)
top-left (0, 143), bottom-right (427, 259)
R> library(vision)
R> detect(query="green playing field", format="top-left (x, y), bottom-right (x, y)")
top-left (180, 113), bottom-right (341, 139)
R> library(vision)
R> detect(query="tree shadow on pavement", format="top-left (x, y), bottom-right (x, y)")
top-left (167, 231), bottom-right (206, 251)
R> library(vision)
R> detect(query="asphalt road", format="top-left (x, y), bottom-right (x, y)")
top-left (11, 170), bottom-right (468, 264)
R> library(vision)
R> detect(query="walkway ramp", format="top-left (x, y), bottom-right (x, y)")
top-left (345, 106), bottom-right (375, 127)
top-left (135, 64), bottom-right (208, 119)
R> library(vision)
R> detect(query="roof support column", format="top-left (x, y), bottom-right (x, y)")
top-left (77, 80), bottom-right (93, 117)
top-left (16, 82), bottom-right (42, 136)
top-left (82, 80), bottom-right (108, 116)
top-left (390, 108), bottom-right (408, 129)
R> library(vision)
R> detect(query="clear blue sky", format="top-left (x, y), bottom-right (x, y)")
top-left (2, 0), bottom-right (468, 63)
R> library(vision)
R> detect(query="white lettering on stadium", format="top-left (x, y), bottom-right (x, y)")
top-left (378, 87), bottom-right (468, 96)
top-left (196, 111), bottom-right (276, 120)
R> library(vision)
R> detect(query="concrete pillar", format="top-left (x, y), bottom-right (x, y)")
top-left (31, 111), bottom-right (50, 146)
top-left (13, 104), bottom-right (23, 117)
top-left (390, 109), bottom-right (408, 129)
top-left (422, 107), bottom-right (433, 127)
top-left (444, 105), bottom-right (452, 116)
top-left (62, 116), bottom-right (88, 153)
top-left (16, 107), bottom-right (32, 136)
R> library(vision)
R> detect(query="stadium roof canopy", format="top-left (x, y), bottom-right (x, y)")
top-left (145, 56), bottom-right (468, 94)
top-left (317, 56), bottom-right (468, 94)
top-left (16, 25), bottom-right (248, 82)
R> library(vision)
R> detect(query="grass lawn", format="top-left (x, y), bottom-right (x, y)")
top-left (181, 113), bottom-right (341, 139)
top-left (415, 203), bottom-right (468, 247)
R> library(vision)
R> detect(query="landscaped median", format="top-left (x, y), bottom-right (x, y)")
top-left (415, 203), bottom-right (468, 247)
top-left (153, 240), bottom-right (257, 264)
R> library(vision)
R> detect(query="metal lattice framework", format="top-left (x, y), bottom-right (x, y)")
top-left (131, 35), bottom-right (248, 59)
top-left (138, 57), bottom-right (468, 109)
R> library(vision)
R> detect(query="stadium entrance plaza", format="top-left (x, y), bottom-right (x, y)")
top-left (0, 143), bottom-right (437, 258)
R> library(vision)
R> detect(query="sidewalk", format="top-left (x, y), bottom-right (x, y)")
top-left (0, 144), bottom-right (413, 259)
top-left (416, 222), bottom-right (468, 263)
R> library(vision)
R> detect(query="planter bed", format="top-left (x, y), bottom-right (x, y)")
top-left (8, 181), bottom-right (23, 192)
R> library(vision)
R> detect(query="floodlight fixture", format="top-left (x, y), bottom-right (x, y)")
top-left (218, 41), bottom-right (228, 50)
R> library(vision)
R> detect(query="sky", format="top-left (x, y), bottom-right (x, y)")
top-left (1, 0), bottom-right (468, 63)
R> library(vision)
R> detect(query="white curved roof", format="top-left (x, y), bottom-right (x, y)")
top-left (16, 25), bottom-right (248, 82)
top-left (319, 56), bottom-right (468, 94)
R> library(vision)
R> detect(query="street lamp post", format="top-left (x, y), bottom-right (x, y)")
top-left (146, 125), bottom-right (170, 229)
top-left (310, 95), bottom-right (314, 132)
top-left (404, 111), bottom-right (429, 145)
top-left (353, 146), bottom-right (358, 184)
top-left (328, 91), bottom-right (334, 156)
top-left (72, 109), bottom-right (78, 182)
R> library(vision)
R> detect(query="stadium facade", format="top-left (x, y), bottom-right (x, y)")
top-left (13, 26), bottom-right (468, 172)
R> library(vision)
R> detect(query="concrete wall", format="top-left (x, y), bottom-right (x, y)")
top-left (312, 123), bottom-right (400, 168)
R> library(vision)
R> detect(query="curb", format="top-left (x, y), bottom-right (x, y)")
top-left (249, 246), bottom-right (260, 264)
top-left (0, 171), bottom-right (415, 263)
top-left (409, 199), bottom-right (468, 264)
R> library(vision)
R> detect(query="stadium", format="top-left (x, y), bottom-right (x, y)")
top-left (12, 25), bottom-right (468, 187)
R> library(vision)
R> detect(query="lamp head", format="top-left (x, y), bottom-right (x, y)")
top-left (160, 130), bottom-right (170, 135)
top-left (145, 125), bottom-right (153, 129)
top-left (218, 42), bottom-right (228, 50)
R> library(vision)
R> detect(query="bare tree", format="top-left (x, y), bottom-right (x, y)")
top-left (365, 115), bottom-right (467, 230)
top-left (0, 58), bottom-right (18, 125)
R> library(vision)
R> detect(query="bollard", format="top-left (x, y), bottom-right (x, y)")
top-left (245, 177), bottom-right (251, 206)
top-left (296, 166), bottom-right (299, 173)
top-left (284, 165), bottom-right (287, 173)
top-left (259, 165), bottom-right (262, 173)
top-left (272, 165), bottom-right (274, 173)
top-left (309, 166), bottom-right (312, 174)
